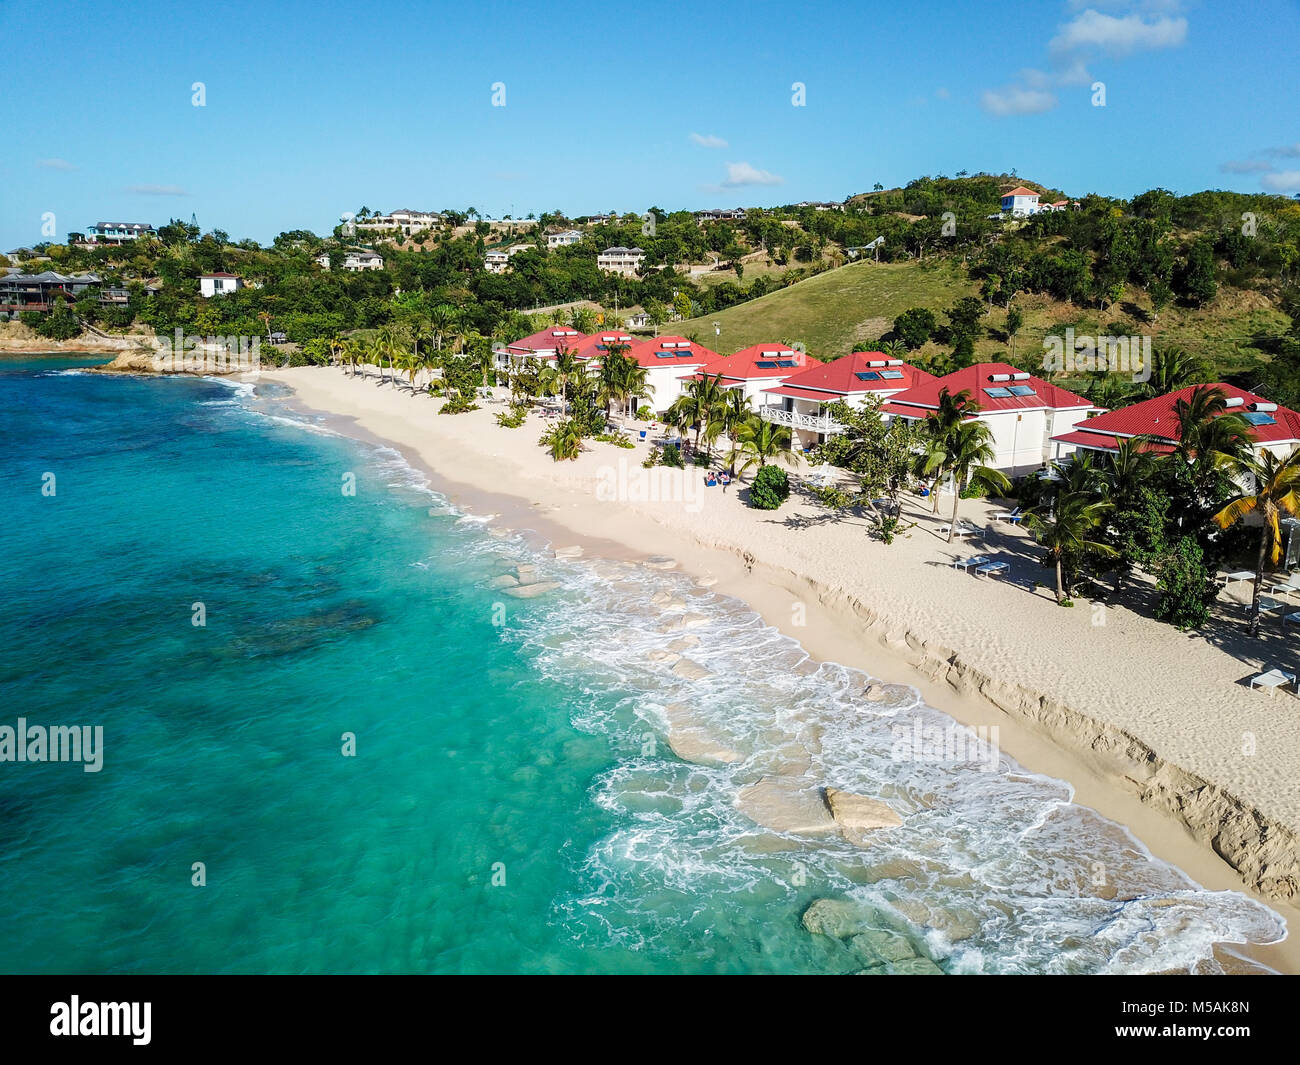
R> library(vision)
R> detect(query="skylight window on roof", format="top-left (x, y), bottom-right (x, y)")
top-left (1007, 385), bottom-right (1036, 396)
top-left (1243, 411), bottom-right (1277, 427)
top-left (880, 370), bottom-right (904, 380)
top-left (655, 352), bottom-right (676, 358)
top-left (776, 360), bottom-right (797, 368)
top-left (676, 352), bottom-right (693, 357)
top-left (855, 371), bottom-right (882, 381)
top-left (984, 387), bottom-right (1012, 398)
top-left (755, 360), bottom-right (779, 369)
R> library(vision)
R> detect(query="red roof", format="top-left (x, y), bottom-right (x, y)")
top-left (506, 326), bottom-right (587, 357)
top-left (1050, 429), bottom-right (1174, 455)
top-left (688, 342), bottom-right (822, 383)
top-left (1050, 383), bottom-right (1300, 451)
top-left (201, 272), bottom-right (238, 278)
top-left (1001, 186), bottom-right (1039, 199)
top-left (762, 351), bottom-right (934, 401)
top-left (624, 335), bottom-right (720, 369)
top-left (572, 330), bottom-right (637, 361)
top-left (885, 362), bottom-right (1092, 417)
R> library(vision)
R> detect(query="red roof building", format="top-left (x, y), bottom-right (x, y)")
top-left (1051, 383), bottom-right (1300, 459)
top-left (504, 326), bottom-right (587, 359)
top-left (882, 362), bottom-right (1099, 475)
top-left (687, 342), bottom-right (823, 402)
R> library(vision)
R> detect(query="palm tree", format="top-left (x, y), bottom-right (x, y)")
top-left (1135, 346), bottom-right (1206, 399)
top-left (918, 388), bottom-right (978, 513)
top-left (729, 415), bottom-right (794, 475)
top-left (553, 346), bottom-right (582, 413)
top-left (939, 420), bottom-right (1011, 543)
top-left (1026, 491), bottom-right (1118, 604)
top-left (1158, 384), bottom-right (1252, 504)
top-left (878, 339), bottom-right (908, 359)
top-left (543, 419), bottom-right (583, 461)
top-left (682, 373), bottom-right (727, 456)
top-left (374, 325), bottom-right (403, 385)
top-left (719, 389), bottom-right (752, 473)
top-left (341, 337), bottom-right (362, 377)
top-left (430, 305), bottom-right (456, 353)
top-left (1213, 449), bottom-right (1300, 636)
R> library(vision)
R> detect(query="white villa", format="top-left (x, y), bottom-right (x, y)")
top-left (546, 230), bottom-right (584, 249)
top-left (881, 362), bottom-right (1099, 476)
top-left (484, 244), bottom-right (531, 274)
top-left (199, 272), bottom-right (243, 298)
top-left (687, 343), bottom-right (823, 407)
top-left (342, 250), bottom-right (384, 272)
top-left (597, 246), bottom-right (645, 276)
top-left (86, 222), bottom-right (155, 244)
top-left (759, 352), bottom-right (936, 450)
top-left (356, 210), bottom-right (441, 237)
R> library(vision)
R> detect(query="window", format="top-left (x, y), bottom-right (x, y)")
top-left (754, 360), bottom-right (779, 369)
top-left (984, 387), bottom-right (1012, 398)
top-left (1007, 385), bottom-right (1035, 397)
top-left (854, 371), bottom-right (881, 381)
top-left (879, 370), bottom-right (904, 380)
top-left (776, 360), bottom-right (797, 368)
top-left (1243, 411), bottom-right (1276, 427)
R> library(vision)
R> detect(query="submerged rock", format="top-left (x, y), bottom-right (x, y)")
top-left (502, 581), bottom-right (561, 598)
top-left (671, 658), bottom-right (712, 681)
top-left (488, 574), bottom-right (519, 589)
top-left (666, 728), bottom-right (743, 766)
top-left (553, 545), bottom-right (584, 560)
top-left (667, 635), bottom-right (700, 652)
top-left (737, 777), bottom-right (836, 835)
top-left (824, 787), bottom-right (902, 845)
top-left (801, 898), bottom-right (876, 938)
top-left (643, 555), bottom-right (678, 570)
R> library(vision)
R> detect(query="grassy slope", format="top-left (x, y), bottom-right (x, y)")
top-left (678, 258), bottom-right (977, 359)
top-left (678, 257), bottom-right (1288, 380)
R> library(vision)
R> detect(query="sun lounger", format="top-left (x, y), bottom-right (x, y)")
top-left (1285, 612), bottom-right (1300, 628)
top-left (1249, 668), bottom-right (1296, 696)
top-left (1258, 598), bottom-right (1284, 616)
top-left (1270, 577), bottom-right (1300, 596)
top-left (1223, 570), bottom-right (1256, 587)
top-left (993, 507), bottom-right (1023, 524)
top-left (937, 521), bottom-right (977, 539)
top-left (975, 561), bottom-right (1009, 578)
top-left (953, 555), bottom-right (989, 572)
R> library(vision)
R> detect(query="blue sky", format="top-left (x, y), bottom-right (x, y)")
top-left (4, 0), bottom-right (1297, 249)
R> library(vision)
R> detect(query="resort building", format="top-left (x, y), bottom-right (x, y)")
top-left (687, 343), bottom-right (823, 406)
top-left (596, 246), bottom-right (645, 276)
top-left (1000, 187), bottom-right (1042, 217)
top-left (341, 250), bottom-right (384, 271)
top-left (499, 326), bottom-right (587, 374)
top-left (759, 352), bottom-right (936, 450)
top-left (546, 230), bottom-right (584, 249)
top-left (355, 210), bottom-right (441, 237)
top-left (483, 244), bottom-right (531, 274)
top-left (198, 273), bottom-right (244, 298)
top-left (695, 208), bottom-right (747, 223)
top-left (881, 362), bottom-right (1098, 476)
top-left (85, 222), bottom-right (155, 244)
top-left (1049, 384), bottom-right (1300, 465)
top-left (572, 331), bottom-right (635, 363)
top-left (314, 252), bottom-right (330, 270)
top-left (0, 270), bottom-right (102, 315)
top-left (625, 335), bottom-right (720, 414)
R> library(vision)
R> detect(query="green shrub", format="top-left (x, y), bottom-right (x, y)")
top-left (19, 311), bottom-right (43, 329)
top-left (1153, 536), bottom-right (1216, 630)
top-left (594, 432), bottom-right (634, 448)
top-left (642, 446), bottom-right (661, 468)
top-left (659, 443), bottom-right (684, 468)
top-left (635, 407), bottom-right (655, 421)
top-left (439, 391), bottom-right (480, 415)
top-left (693, 450), bottom-right (710, 466)
top-left (495, 403), bottom-right (528, 428)
top-left (749, 465), bottom-right (790, 510)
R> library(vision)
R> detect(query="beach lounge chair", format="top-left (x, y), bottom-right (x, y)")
top-left (1284, 612), bottom-right (1300, 628)
top-left (1257, 597), bottom-right (1284, 617)
top-left (993, 506), bottom-right (1023, 524)
top-left (1249, 668), bottom-right (1296, 696)
top-left (1223, 570), bottom-right (1256, 588)
top-left (937, 520), bottom-right (977, 539)
top-left (975, 561), bottom-right (1009, 578)
top-left (1270, 577), bottom-right (1300, 597)
top-left (953, 555), bottom-right (989, 572)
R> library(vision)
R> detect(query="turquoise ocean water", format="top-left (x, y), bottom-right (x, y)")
top-left (0, 355), bottom-right (1286, 973)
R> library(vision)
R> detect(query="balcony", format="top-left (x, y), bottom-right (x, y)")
top-left (759, 405), bottom-right (843, 435)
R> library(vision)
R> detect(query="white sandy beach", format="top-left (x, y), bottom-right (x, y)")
top-left (269, 364), bottom-right (1300, 970)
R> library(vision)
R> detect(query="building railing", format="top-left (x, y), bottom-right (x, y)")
top-left (759, 405), bottom-right (843, 434)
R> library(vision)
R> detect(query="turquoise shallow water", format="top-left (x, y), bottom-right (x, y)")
top-left (0, 356), bottom-right (1287, 974)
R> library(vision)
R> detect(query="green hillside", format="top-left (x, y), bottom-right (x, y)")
top-left (678, 258), bottom-right (978, 359)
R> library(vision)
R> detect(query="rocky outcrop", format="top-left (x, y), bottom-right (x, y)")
top-left (824, 787), bottom-right (902, 845)
top-left (736, 776), bottom-right (837, 835)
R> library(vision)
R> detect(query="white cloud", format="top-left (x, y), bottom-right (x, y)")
top-left (980, 86), bottom-right (1058, 116)
top-left (1049, 10), bottom-right (1187, 55)
top-left (982, 3), bottom-right (1187, 117)
top-left (1261, 171), bottom-right (1300, 193)
top-left (689, 132), bottom-right (728, 149)
top-left (720, 162), bottom-right (783, 188)
top-left (1220, 159), bottom-right (1274, 174)
top-left (1267, 143), bottom-right (1300, 158)
top-left (36, 158), bottom-right (78, 171)
top-left (125, 184), bottom-right (189, 196)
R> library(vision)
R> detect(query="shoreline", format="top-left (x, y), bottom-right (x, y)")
top-left (258, 365), bottom-right (1300, 974)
